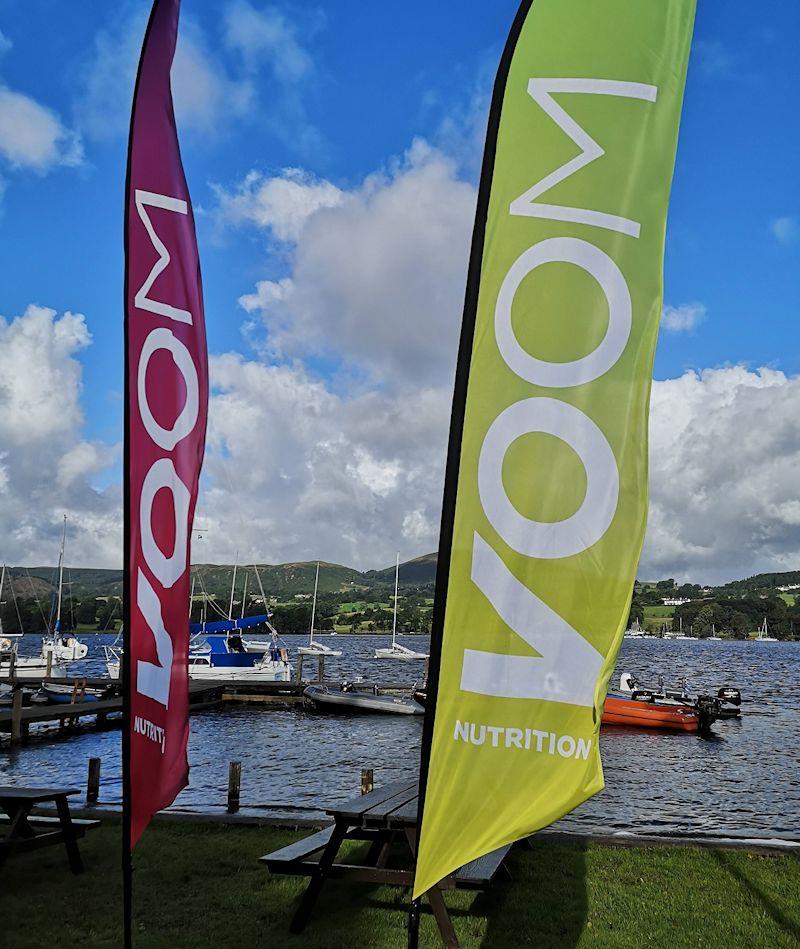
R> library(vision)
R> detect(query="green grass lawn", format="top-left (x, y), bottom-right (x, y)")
top-left (2, 819), bottom-right (798, 948)
top-left (779, 593), bottom-right (796, 606)
top-left (643, 605), bottom-right (675, 619)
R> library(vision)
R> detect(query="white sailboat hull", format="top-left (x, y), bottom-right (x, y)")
top-left (188, 660), bottom-right (292, 682)
top-left (298, 643), bottom-right (342, 657)
top-left (0, 656), bottom-right (68, 678)
top-left (374, 644), bottom-right (429, 661)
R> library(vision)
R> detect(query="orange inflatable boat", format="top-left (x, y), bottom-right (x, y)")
top-left (602, 694), bottom-right (700, 732)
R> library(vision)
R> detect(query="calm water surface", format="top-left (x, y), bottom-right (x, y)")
top-left (2, 633), bottom-right (798, 839)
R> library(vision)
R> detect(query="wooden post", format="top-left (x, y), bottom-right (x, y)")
top-left (227, 761), bottom-right (242, 813)
top-left (46, 651), bottom-right (53, 678)
top-left (296, 653), bottom-right (304, 683)
top-left (318, 656), bottom-right (325, 683)
top-left (87, 757), bottom-right (101, 804)
top-left (11, 688), bottom-right (23, 745)
top-left (8, 650), bottom-right (15, 678)
top-left (361, 768), bottom-right (374, 795)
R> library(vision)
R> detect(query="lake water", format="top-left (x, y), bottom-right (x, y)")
top-left (2, 633), bottom-right (798, 840)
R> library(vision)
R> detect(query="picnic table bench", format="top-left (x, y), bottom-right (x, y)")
top-left (261, 779), bottom-right (512, 947)
top-left (0, 786), bottom-right (100, 873)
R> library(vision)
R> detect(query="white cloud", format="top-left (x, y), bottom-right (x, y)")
top-left (0, 30), bottom-right (12, 57)
top-left (75, 4), bottom-right (319, 150)
top-left (662, 301), bottom-right (707, 334)
top-left (195, 355), bottom-right (449, 568)
top-left (223, 1), bottom-right (313, 83)
top-left (214, 168), bottom-right (343, 242)
top-left (771, 216), bottom-right (797, 245)
top-left (0, 85), bottom-right (83, 171)
top-left (642, 366), bottom-right (800, 583)
top-left (232, 139), bottom-right (476, 388)
top-left (0, 306), bottom-right (119, 567)
top-left (75, 10), bottom-right (253, 140)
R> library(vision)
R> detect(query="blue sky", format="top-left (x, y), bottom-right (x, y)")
top-left (0, 0), bottom-right (798, 579)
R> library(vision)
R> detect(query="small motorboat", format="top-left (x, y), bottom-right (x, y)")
top-left (619, 672), bottom-right (742, 719)
top-left (605, 674), bottom-right (723, 733)
top-left (303, 683), bottom-right (424, 716)
top-left (602, 694), bottom-right (703, 732)
top-left (38, 682), bottom-right (107, 704)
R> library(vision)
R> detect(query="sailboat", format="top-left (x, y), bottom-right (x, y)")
top-left (40, 516), bottom-right (88, 663)
top-left (754, 617), bottom-right (778, 643)
top-left (374, 554), bottom-right (429, 660)
top-left (0, 563), bottom-right (23, 655)
top-left (674, 617), bottom-right (698, 641)
top-left (0, 559), bottom-right (69, 678)
top-left (297, 562), bottom-right (341, 657)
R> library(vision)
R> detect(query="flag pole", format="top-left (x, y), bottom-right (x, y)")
top-left (123, 4), bottom-right (161, 944)
top-left (408, 3), bottom-right (535, 944)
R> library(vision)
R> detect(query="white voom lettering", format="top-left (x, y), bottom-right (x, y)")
top-left (462, 77), bottom-right (656, 707)
top-left (509, 78), bottom-right (657, 237)
top-left (133, 189), bottom-right (198, 713)
top-left (139, 457), bottom-right (190, 590)
top-left (137, 327), bottom-right (200, 451)
top-left (134, 190), bottom-right (192, 324)
top-left (136, 569), bottom-right (173, 709)
top-left (494, 237), bottom-right (632, 388)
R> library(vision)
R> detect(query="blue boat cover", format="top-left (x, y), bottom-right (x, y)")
top-left (190, 614), bottom-right (270, 634)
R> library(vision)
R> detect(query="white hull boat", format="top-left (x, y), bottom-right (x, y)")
top-left (0, 654), bottom-right (68, 678)
top-left (298, 563), bottom-right (341, 657)
top-left (374, 554), bottom-right (429, 661)
top-left (374, 642), bottom-right (429, 661)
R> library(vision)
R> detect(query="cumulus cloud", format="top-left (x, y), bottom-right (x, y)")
top-left (0, 85), bottom-right (83, 172)
top-left (642, 366), bottom-right (800, 583)
top-left (0, 306), bottom-right (119, 567)
top-left (75, 3), bottom-right (320, 150)
top-left (770, 216), bottom-right (797, 245)
top-left (75, 9), bottom-right (252, 140)
top-left (223, 1), bottom-right (313, 83)
top-left (213, 168), bottom-right (343, 242)
top-left (229, 139), bottom-right (476, 388)
top-left (195, 354), bottom-right (449, 568)
top-left (662, 301), bottom-right (707, 334)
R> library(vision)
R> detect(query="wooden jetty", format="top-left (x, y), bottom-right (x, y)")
top-left (0, 679), bottom-right (223, 745)
top-left (0, 673), bottom-right (415, 745)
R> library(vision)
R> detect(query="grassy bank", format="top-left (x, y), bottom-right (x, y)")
top-left (1, 819), bottom-right (798, 948)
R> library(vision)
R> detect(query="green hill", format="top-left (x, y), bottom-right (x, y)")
top-left (364, 552), bottom-right (438, 587)
top-left (191, 561), bottom-right (367, 599)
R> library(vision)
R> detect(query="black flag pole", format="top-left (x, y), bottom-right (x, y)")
top-left (407, 2), bottom-right (535, 945)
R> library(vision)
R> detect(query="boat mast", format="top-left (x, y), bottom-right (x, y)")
top-left (54, 514), bottom-right (67, 636)
top-left (240, 571), bottom-right (248, 620)
top-left (391, 553), bottom-right (399, 648)
top-left (309, 562), bottom-right (320, 646)
top-left (0, 564), bottom-right (5, 637)
top-left (228, 555), bottom-right (238, 621)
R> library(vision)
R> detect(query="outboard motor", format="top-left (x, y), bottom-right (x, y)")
top-left (619, 672), bottom-right (638, 693)
top-left (696, 695), bottom-right (722, 734)
top-left (718, 687), bottom-right (741, 706)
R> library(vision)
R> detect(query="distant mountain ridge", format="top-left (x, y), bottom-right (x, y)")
top-left (4, 554), bottom-right (440, 601)
top-left (7, 557), bottom-right (799, 602)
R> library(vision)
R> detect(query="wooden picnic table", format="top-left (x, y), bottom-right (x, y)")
top-left (0, 786), bottom-right (99, 873)
top-left (261, 779), bottom-right (512, 948)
